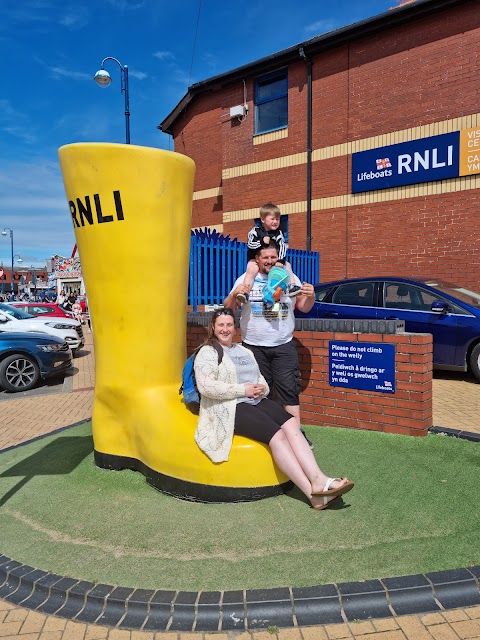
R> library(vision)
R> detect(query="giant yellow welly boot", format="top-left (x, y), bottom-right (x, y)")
top-left (58, 143), bottom-right (291, 502)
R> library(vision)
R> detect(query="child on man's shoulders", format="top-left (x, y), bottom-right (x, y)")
top-left (236, 202), bottom-right (301, 304)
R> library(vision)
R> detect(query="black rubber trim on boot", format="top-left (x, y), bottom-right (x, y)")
top-left (94, 450), bottom-right (293, 503)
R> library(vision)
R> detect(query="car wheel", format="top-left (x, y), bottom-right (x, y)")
top-left (0, 354), bottom-right (40, 392)
top-left (469, 343), bottom-right (480, 381)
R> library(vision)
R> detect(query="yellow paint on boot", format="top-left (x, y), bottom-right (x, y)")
top-left (58, 143), bottom-right (288, 493)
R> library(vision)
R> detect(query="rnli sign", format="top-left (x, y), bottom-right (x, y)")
top-left (352, 127), bottom-right (480, 193)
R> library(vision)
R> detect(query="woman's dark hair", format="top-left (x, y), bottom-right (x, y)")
top-left (207, 308), bottom-right (235, 342)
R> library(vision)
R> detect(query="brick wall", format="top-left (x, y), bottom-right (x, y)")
top-left (173, 0), bottom-right (480, 289)
top-left (296, 331), bottom-right (432, 437)
top-left (186, 325), bottom-right (432, 437)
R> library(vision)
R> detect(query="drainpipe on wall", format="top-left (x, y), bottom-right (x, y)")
top-left (299, 47), bottom-right (312, 252)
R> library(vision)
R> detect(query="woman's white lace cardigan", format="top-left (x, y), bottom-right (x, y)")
top-left (194, 344), bottom-right (269, 462)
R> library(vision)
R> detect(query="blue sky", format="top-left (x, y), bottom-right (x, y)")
top-left (1, 0), bottom-right (396, 267)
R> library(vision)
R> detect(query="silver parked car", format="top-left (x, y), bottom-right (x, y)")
top-left (0, 303), bottom-right (84, 355)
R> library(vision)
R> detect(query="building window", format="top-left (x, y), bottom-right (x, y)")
top-left (255, 69), bottom-right (288, 135)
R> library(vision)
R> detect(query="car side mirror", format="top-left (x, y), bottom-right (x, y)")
top-left (0, 313), bottom-right (9, 323)
top-left (431, 300), bottom-right (449, 314)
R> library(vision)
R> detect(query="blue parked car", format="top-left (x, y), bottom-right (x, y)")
top-left (0, 332), bottom-right (72, 392)
top-left (296, 277), bottom-right (480, 380)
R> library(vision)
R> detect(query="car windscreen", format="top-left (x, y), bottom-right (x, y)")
top-left (0, 303), bottom-right (35, 319)
top-left (423, 281), bottom-right (480, 308)
top-left (30, 306), bottom-right (53, 314)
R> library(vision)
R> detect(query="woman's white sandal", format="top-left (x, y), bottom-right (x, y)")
top-left (312, 477), bottom-right (354, 497)
top-left (312, 495), bottom-right (341, 511)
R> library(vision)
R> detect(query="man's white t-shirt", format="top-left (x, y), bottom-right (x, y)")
top-left (231, 272), bottom-right (302, 347)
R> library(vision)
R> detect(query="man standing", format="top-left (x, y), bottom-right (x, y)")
top-left (224, 244), bottom-right (316, 429)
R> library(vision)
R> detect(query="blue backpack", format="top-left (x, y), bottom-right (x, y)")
top-left (179, 342), bottom-right (224, 414)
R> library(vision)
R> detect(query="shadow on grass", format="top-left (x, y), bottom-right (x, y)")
top-left (0, 435), bottom-right (93, 508)
top-left (287, 485), bottom-right (351, 510)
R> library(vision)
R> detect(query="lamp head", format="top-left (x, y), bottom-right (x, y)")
top-left (94, 69), bottom-right (112, 87)
top-left (1, 230), bottom-right (7, 237)
top-left (17, 258), bottom-right (22, 264)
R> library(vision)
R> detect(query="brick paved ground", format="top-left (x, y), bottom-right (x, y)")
top-left (432, 372), bottom-right (480, 434)
top-left (1, 332), bottom-right (479, 638)
top-left (0, 335), bottom-right (94, 450)
top-left (0, 599), bottom-right (480, 640)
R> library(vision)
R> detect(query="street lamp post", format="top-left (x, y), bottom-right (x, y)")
top-left (12, 255), bottom-right (23, 297)
top-left (1, 228), bottom-right (14, 294)
top-left (94, 57), bottom-right (130, 144)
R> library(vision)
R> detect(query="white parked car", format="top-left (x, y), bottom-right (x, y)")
top-left (0, 303), bottom-right (84, 355)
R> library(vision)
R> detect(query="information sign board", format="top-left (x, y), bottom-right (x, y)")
top-left (352, 132), bottom-right (459, 193)
top-left (329, 341), bottom-right (395, 393)
top-left (352, 126), bottom-right (480, 193)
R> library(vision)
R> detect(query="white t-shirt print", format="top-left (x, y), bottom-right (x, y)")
top-left (231, 272), bottom-right (301, 347)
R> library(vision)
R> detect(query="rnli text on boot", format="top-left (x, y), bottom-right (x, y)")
top-left (69, 191), bottom-right (125, 228)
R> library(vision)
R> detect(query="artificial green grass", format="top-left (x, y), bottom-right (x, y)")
top-left (0, 421), bottom-right (478, 591)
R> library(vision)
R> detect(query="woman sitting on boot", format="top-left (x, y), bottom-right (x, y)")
top-left (193, 308), bottom-right (354, 510)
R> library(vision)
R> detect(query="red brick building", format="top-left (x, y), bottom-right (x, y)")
top-left (160, 0), bottom-right (480, 288)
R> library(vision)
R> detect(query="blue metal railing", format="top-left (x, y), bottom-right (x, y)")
top-left (189, 229), bottom-right (320, 311)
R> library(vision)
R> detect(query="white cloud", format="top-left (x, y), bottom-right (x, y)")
top-left (153, 51), bottom-right (176, 62)
top-left (106, 0), bottom-right (146, 9)
top-left (152, 50), bottom-right (190, 88)
top-left (58, 5), bottom-right (90, 30)
top-left (172, 67), bottom-right (191, 87)
top-left (48, 66), bottom-right (91, 81)
top-left (0, 126), bottom-right (36, 145)
top-left (304, 19), bottom-right (337, 35)
top-left (0, 159), bottom-right (76, 264)
top-left (201, 52), bottom-right (218, 75)
top-left (0, 100), bottom-right (36, 144)
top-left (0, 160), bottom-right (67, 212)
top-left (129, 70), bottom-right (148, 80)
top-left (76, 108), bottom-right (119, 140)
top-left (2, 1), bottom-right (55, 24)
top-left (50, 105), bottom-right (126, 142)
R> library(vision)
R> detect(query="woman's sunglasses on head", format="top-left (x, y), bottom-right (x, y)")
top-left (212, 308), bottom-right (235, 319)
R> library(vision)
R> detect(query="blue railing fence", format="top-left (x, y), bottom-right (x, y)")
top-left (189, 229), bottom-right (320, 311)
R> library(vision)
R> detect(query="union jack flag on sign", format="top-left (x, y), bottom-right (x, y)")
top-left (376, 158), bottom-right (392, 169)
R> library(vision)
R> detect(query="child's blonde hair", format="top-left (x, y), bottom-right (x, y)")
top-left (259, 202), bottom-right (281, 220)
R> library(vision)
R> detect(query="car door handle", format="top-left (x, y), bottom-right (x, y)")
top-left (387, 316), bottom-right (399, 320)
top-left (325, 312), bottom-right (339, 317)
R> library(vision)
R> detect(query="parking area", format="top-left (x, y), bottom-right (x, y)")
top-left (0, 334), bottom-right (94, 451)
top-left (0, 343), bottom-right (93, 400)
top-left (0, 372), bottom-right (69, 399)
